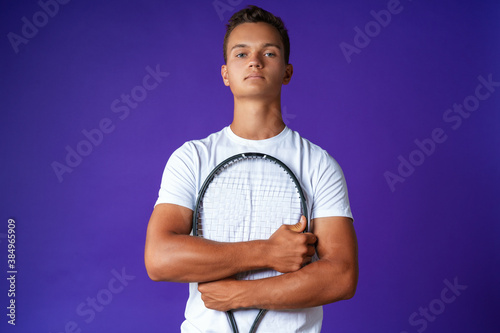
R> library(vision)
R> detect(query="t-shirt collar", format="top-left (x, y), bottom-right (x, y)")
top-left (225, 125), bottom-right (290, 146)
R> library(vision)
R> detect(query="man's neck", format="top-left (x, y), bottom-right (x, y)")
top-left (230, 98), bottom-right (285, 140)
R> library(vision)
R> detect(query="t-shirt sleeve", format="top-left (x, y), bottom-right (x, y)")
top-left (310, 151), bottom-right (353, 221)
top-left (154, 143), bottom-right (198, 210)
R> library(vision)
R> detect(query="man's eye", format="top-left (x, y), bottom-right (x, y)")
top-left (265, 52), bottom-right (276, 57)
top-left (236, 53), bottom-right (246, 58)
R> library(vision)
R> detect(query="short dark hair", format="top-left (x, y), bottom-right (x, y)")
top-left (223, 5), bottom-right (290, 64)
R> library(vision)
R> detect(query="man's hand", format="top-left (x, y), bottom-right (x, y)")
top-left (267, 216), bottom-right (317, 273)
top-left (198, 277), bottom-right (240, 311)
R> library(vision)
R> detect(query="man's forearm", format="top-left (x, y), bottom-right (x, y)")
top-left (199, 258), bottom-right (358, 311)
top-left (251, 258), bottom-right (357, 309)
top-left (146, 233), bottom-right (270, 283)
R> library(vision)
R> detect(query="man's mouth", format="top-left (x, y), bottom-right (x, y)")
top-left (245, 73), bottom-right (264, 80)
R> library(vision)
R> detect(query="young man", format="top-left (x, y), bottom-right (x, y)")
top-left (145, 5), bottom-right (358, 332)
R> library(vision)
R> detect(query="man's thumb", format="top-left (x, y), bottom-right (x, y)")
top-left (290, 216), bottom-right (307, 233)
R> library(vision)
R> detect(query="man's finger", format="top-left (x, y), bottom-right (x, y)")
top-left (305, 233), bottom-right (317, 244)
top-left (290, 215), bottom-right (307, 232)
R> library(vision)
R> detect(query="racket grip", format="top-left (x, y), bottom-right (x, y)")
top-left (227, 311), bottom-right (239, 333)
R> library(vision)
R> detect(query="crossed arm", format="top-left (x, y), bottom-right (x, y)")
top-left (144, 203), bottom-right (358, 311)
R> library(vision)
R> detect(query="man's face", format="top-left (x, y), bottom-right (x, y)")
top-left (222, 22), bottom-right (293, 100)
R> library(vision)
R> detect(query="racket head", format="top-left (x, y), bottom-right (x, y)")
top-left (193, 152), bottom-right (308, 236)
top-left (193, 152), bottom-right (308, 280)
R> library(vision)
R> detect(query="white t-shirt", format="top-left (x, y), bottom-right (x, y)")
top-left (155, 126), bottom-right (353, 332)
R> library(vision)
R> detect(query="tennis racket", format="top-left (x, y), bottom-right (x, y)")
top-left (193, 152), bottom-right (308, 333)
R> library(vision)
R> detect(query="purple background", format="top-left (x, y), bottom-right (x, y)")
top-left (1, 0), bottom-right (499, 332)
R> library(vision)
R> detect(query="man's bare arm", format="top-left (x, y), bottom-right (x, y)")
top-left (144, 203), bottom-right (317, 283)
top-left (198, 216), bottom-right (358, 310)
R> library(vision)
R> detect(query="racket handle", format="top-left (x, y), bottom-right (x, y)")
top-left (249, 309), bottom-right (267, 333)
top-left (227, 311), bottom-right (239, 333)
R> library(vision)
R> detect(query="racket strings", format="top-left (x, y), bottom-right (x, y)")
top-left (196, 156), bottom-right (303, 280)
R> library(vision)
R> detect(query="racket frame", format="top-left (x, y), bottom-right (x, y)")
top-left (192, 152), bottom-right (309, 333)
top-left (193, 152), bottom-right (308, 235)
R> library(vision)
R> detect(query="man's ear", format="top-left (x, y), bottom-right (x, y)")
top-left (221, 65), bottom-right (230, 86)
top-left (282, 64), bottom-right (293, 85)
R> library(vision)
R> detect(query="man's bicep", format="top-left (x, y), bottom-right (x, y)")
top-left (144, 203), bottom-right (193, 280)
top-left (311, 216), bottom-right (358, 299)
top-left (311, 216), bottom-right (357, 264)
top-left (147, 203), bottom-right (193, 237)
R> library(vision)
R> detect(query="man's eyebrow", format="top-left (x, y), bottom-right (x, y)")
top-left (262, 43), bottom-right (281, 49)
top-left (230, 43), bottom-right (282, 51)
top-left (231, 44), bottom-right (248, 51)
